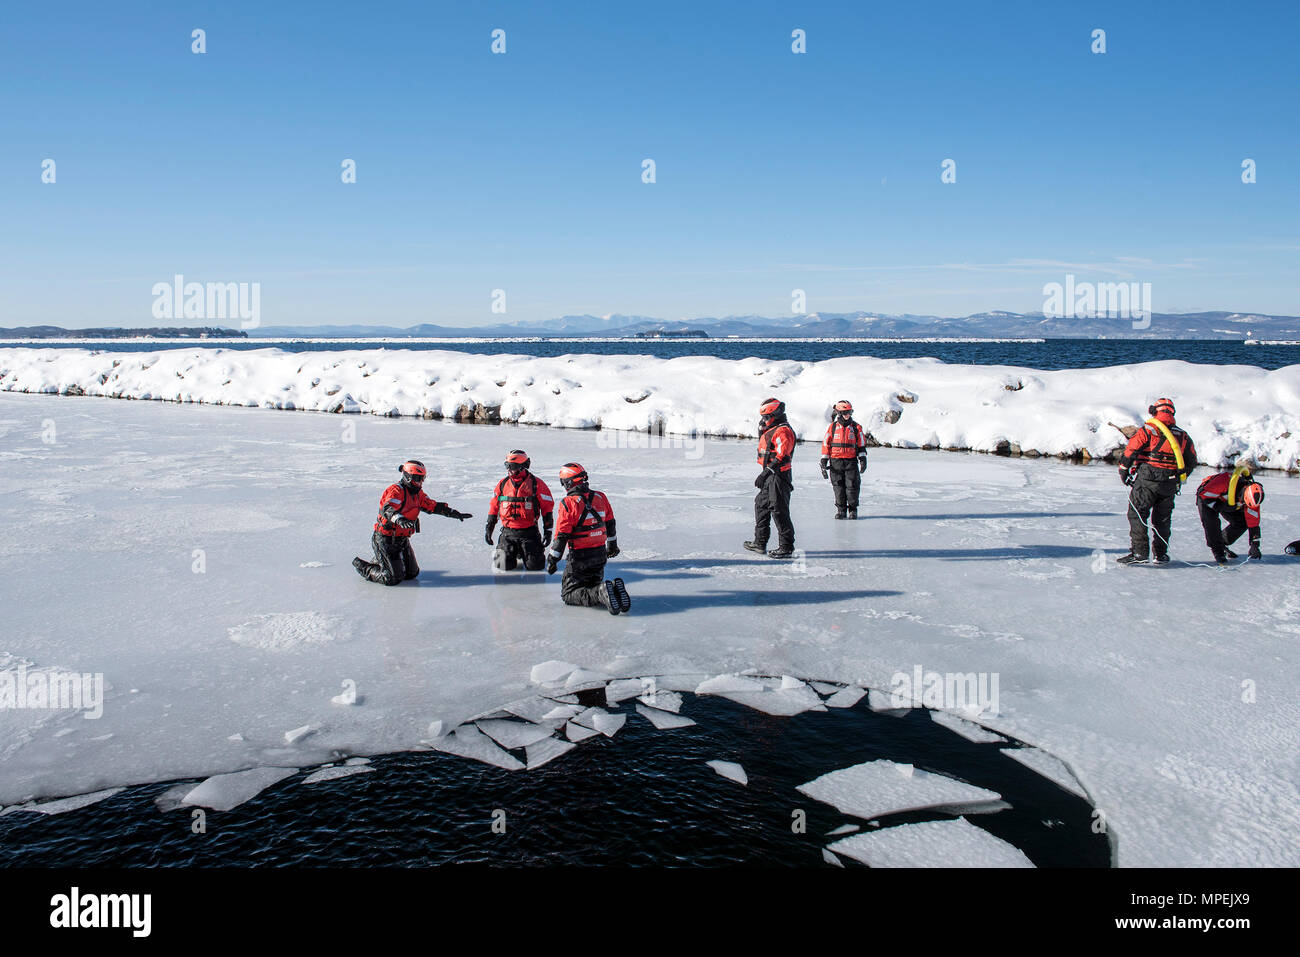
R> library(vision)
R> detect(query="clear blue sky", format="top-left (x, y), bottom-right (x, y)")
top-left (2, 0), bottom-right (1298, 328)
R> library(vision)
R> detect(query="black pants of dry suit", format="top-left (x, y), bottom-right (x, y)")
top-left (828, 458), bottom-right (861, 509)
top-left (1198, 500), bottom-right (1257, 552)
top-left (753, 471), bottom-right (795, 550)
top-left (494, 525), bottom-right (546, 571)
top-left (560, 544), bottom-right (610, 608)
top-left (358, 529), bottom-right (420, 585)
top-left (1126, 466), bottom-right (1180, 559)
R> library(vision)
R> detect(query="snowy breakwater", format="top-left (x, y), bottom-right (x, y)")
top-left (2, 346), bottom-right (1298, 470)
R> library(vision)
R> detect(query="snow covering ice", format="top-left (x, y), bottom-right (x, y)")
top-left (2, 346), bottom-right (1299, 469)
top-left (828, 819), bottom-right (1035, 868)
top-left (1, 390), bottom-right (1299, 865)
top-left (797, 760), bottom-right (1002, 821)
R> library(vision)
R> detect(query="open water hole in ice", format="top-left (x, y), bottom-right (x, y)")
top-left (0, 693), bottom-right (1110, 867)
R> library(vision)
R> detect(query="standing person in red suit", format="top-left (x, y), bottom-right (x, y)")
top-left (353, 460), bottom-right (472, 585)
top-left (545, 463), bottom-right (630, 614)
top-left (819, 399), bottom-right (868, 519)
top-left (1115, 397), bottom-right (1197, 565)
top-left (745, 397), bottom-right (797, 558)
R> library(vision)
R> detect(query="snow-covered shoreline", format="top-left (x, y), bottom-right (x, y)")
top-left (3, 346), bottom-right (1298, 471)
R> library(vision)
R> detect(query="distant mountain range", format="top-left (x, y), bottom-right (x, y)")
top-left (4, 312), bottom-right (1299, 341)
top-left (241, 311), bottom-right (1300, 341)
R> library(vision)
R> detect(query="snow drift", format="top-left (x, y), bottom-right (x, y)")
top-left (2, 346), bottom-right (1297, 470)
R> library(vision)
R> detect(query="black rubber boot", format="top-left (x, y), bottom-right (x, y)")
top-left (601, 580), bottom-right (622, 615)
top-left (768, 546), bottom-right (795, 559)
top-left (352, 557), bottom-right (369, 577)
top-left (1224, 548), bottom-right (1238, 559)
top-left (612, 577), bottom-right (631, 612)
top-left (1212, 549), bottom-right (1228, 564)
top-left (743, 541), bottom-right (768, 553)
top-left (1153, 553), bottom-right (1171, 565)
top-left (847, 508), bottom-right (857, 520)
top-left (835, 508), bottom-right (846, 520)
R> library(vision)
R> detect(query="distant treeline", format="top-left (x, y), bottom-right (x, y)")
top-left (0, 326), bottom-right (248, 339)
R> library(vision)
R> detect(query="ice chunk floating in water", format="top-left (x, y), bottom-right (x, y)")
top-left (828, 819), bottom-right (1034, 868)
top-left (798, 760), bottom-right (1000, 821)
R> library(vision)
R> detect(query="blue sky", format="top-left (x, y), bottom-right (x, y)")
top-left (2, 0), bottom-right (1298, 328)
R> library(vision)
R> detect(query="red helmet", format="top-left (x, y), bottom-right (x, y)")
top-left (1149, 397), bottom-right (1176, 416)
top-left (759, 397), bottom-right (784, 417)
top-left (834, 399), bottom-right (853, 415)
top-left (399, 460), bottom-right (426, 488)
top-left (505, 450), bottom-right (530, 472)
top-left (1243, 483), bottom-right (1264, 509)
top-left (558, 462), bottom-right (588, 492)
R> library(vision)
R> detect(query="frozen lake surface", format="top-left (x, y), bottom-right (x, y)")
top-left (1, 392), bottom-right (1297, 866)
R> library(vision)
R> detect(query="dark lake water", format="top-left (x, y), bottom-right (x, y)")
top-left (5, 338), bottom-right (1299, 371)
top-left (0, 690), bottom-right (1110, 867)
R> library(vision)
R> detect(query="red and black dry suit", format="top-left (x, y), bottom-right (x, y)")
top-left (1196, 471), bottom-right (1261, 556)
top-left (486, 471), bottom-right (555, 571)
top-left (357, 482), bottom-right (458, 585)
top-left (550, 486), bottom-right (617, 607)
top-left (754, 412), bottom-right (797, 550)
top-left (1117, 413), bottom-right (1198, 560)
top-left (821, 417), bottom-right (867, 509)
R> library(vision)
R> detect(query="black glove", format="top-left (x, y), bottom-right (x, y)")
top-left (392, 516), bottom-right (416, 531)
top-left (1121, 466), bottom-right (1137, 487)
top-left (754, 470), bottom-right (770, 489)
top-left (485, 528), bottom-right (495, 546)
top-left (545, 553), bottom-right (558, 575)
top-left (484, 518), bottom-right (497, 545)
top-left (448, 510), bottom-right (471, 522)
top-left (606, 538), bottom-right (620, 559)
top-left (1249, 543), bottom-right (1262, 561)
top-left (858, 454), bottom-right (868, 474)
top-left (542, 525), bottom-right (552, 548)
top-left (819, 457), bottom-right (829, 480)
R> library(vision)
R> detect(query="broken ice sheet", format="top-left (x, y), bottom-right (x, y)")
top-left (525, 736), bottom-right (576, 769)
top-left (699, 675), bottom-right (826, 717)
top-left (475, 718), bottom-right (555, 750)
top-left (529, 660), bottom-right (579, 684)
top-left (706, 760), bottom-right (748, 785)
top-left (565, 721), bottom-right (599, 742)
top-left (929, 709), bottom-right (1007, 744)
top-left (182, 767), bottom-right (298, 811)
top-left (635, 703), bottom-right (697, 730)
top-left (301, 764), bottom-right (374, 785)
top-left (8, 787), bottom-right (123, 816)
top-left (824, 686), bottom-right (866, 709)
top-left (429, 724), bottom-right (524, 771)
top-left (1001, 746), bottom-right (1088, 799)
top-left (828, 819), bottom-right (1034, 868)
top-left (605, 678), bottom-right (650, 705)
top-left (797, 760), bottom-right (1000, 822)
top-left (636, 690), bottom-right (683, 713)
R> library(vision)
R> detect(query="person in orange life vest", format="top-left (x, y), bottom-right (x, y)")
top-left (352, 460), bottom-right (472, 585)
top-left (1115, 397), bottom-right (1198, 565)
top-left (545, 463), bottom-right (630, 614)
top-left (744, 397), bottom-right (797, 559)
top-left (485, 450), bottom-right (555, 572)
top-left (1197, 467), bottom-right (1264, 563)
top-left (819, 399), bottom-right (868, 519)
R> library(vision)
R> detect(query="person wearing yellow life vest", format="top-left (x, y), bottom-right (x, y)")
top-left (1115, 397), bottom-right (1198, 565)
top-left (1196, 465), bottom-right (1264, 563)
top-left (744, 397), bottom-right (797, 559)
top-left (820, 399), bottom-right (868, 519)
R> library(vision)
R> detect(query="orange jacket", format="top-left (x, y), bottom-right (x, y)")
top-left (374, 484), bottom-right (440, 538)
top-left (821, 420), bottom-right (866, 459)
top-left (1118, 414), bottom-right (1197, 476)
top-left (1196, 472), bottom-right (1261, 529)
top-left (555, 489), bottom-right (615, 551)
top-left (488, 472), bottom-right (555, 530)
top-left (758, 422), bottom-right (796, 472)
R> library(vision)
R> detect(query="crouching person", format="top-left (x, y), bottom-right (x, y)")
top-left (545, 463), bottom-right (630, 614)
top-left (353, 460), bottom-right (472, 585)
top-left (1197, 466), bottom-right (1264, 563)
